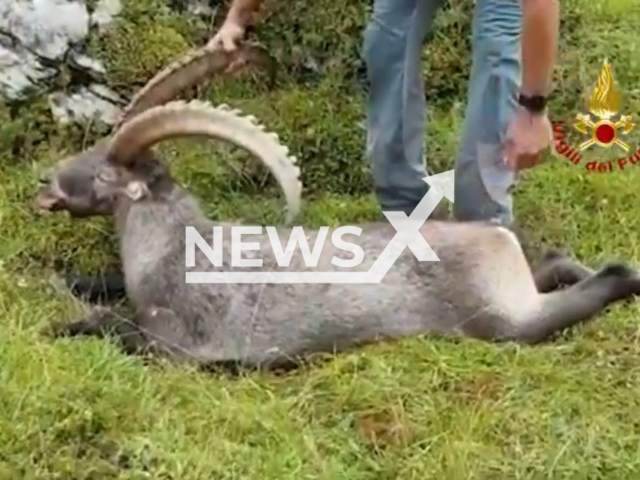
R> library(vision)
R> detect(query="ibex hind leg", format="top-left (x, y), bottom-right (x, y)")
top-left (65, 270), bottom-right (127, 304)
top-left (514, 262), bottom-right (640, 344)
top-left (133, 307), bottom-right (207, 363)
top-left (48, 306), bottom-right (202, 362)
top-left (532, 249), bottom-right (596, 293)
top-left (47, 306), bottom-right (149, 354)
top-left (508, 224), bottom-right (595, 292)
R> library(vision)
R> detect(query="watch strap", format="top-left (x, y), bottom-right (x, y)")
top-left (518, 93), bottom-right (547, 114)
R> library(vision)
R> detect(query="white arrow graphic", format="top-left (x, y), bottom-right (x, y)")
top-left (186, 169), bottom-right (455, 284)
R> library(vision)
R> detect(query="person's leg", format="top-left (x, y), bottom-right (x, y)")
top-left (363, 0), bottom-right (444, 216)
top-left (453, 0), bottom-right (522, 225)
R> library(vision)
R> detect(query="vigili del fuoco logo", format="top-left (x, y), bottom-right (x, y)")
top-left (552, 59), bottom-right (638, 172)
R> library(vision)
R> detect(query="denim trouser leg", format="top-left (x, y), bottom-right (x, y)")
top-left (453, 0), bottom-right (522, 225)
top-left (363, 0), bottom-right (443, 215)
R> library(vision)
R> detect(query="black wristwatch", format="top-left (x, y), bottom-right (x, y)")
top-left (518, 93), bottom-right (547, 114)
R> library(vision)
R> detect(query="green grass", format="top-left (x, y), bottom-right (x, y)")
top-left (2, 0), bottom-right (640, 477)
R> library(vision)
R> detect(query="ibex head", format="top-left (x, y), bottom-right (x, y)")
top-left (36, 139), bottom-right (118, 217)
top-left (36, 44), bottom-right (302, 223)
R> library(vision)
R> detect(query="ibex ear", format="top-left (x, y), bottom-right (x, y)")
top-left (124, 180), bottom-right (149, 201)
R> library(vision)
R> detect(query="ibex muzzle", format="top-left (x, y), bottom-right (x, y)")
top-left (35, 44), bottom-right (640, 371)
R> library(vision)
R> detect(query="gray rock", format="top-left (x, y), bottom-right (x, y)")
top-left (0, 0), bottom-right (123, 125)
top-left (169, 0), bottom-right (215, 16)
top-left (186, 0), bottom-right (214, 15)
top-left (68, 51), bottom-right (107, 77)
top-left (48, 84), bottom-right (123, 125)
top-left (0, 0), bottom-right (89, 60)
top-left (0, 43), bottom-right (56, 100)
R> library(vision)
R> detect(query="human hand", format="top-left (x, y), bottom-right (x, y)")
top-left (207, 17), bottom-right (246, 52)
top-left (503, 107), bottom-right (553, 170)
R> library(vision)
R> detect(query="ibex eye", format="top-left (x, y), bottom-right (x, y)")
top-left (96, 170), bottom-right (115, 182)
top-left (38, 167), bottom-right (55, 185)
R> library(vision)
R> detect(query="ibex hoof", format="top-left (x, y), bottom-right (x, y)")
top-left (597, 262), bottom-right (637, 280)
top-left (596, 262), bottom-right (640, 300)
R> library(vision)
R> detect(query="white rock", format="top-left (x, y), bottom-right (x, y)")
top-left (91, 0), bottom-right (123, 29)
top-left (186, 0), bottom-right (214, 15)
top-left (0, 44), bottom-right (56, 100)
top-left (48, 84), bottom-right (122, 125)
top-left (0, 0), bottom-right (89, 60)
top-left (69, 51), bottom-right (107, 76)
top-left (0, 0), bottom-right (123, 120)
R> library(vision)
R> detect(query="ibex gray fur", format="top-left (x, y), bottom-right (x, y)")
top-left (35, 44), bottom-right (640, 370)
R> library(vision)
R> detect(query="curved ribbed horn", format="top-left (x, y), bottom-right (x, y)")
top-left (106, 100), bottom-right (301, 224)
top-left (115, 44), bottom-right (277, 129)
top-left (115, 43), bottom-right (277, 128)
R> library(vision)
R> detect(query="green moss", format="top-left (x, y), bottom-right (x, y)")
top-left (0, 98), bottom-right (71, 165)
top-left (421, 0), bottom-right (474, 108)
top-left (0, 103), bottom-right (15, 160)
top-left (88, 0), bottom-right (212, 91)
top-left (252, 0), bottom-right (370, 82)
top-left (96, 18), bottom-right (191, 89)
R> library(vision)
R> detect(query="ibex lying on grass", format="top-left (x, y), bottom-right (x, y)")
top-left (35, 44), bottom-right (640, 370)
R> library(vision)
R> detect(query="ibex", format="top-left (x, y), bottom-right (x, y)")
top-left (35, 43), bottom-right (640, 370)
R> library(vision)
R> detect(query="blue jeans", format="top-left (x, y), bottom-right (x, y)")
top-left (363, 0), bottom-right (522, 225)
